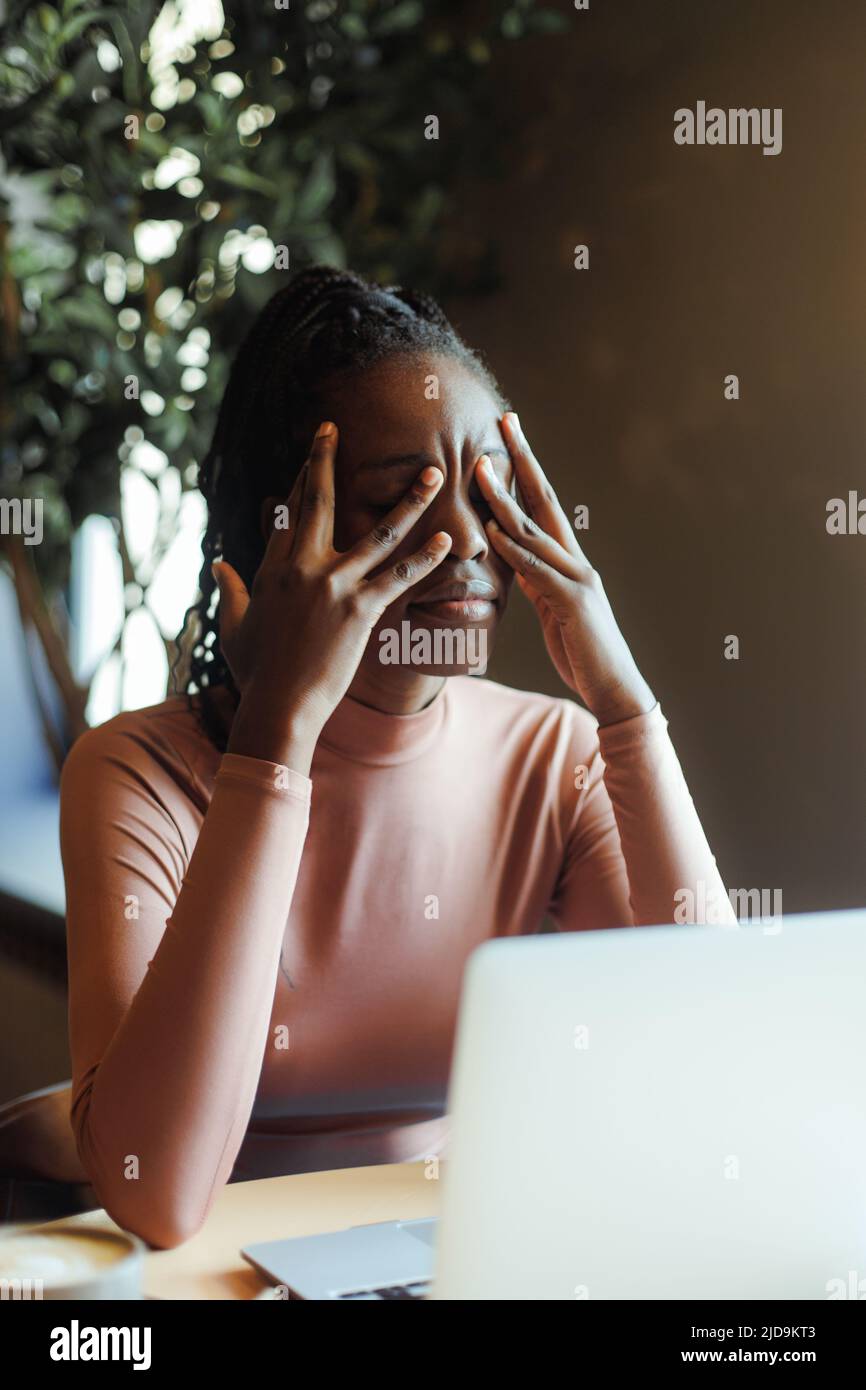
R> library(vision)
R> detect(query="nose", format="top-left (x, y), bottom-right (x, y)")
top-left (425, 471), bottom-right (489, 561)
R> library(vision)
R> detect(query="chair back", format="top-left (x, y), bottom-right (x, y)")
top-left (0, 1080), bottom-right (96, 1225)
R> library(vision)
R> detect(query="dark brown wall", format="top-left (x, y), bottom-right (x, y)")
top-left (448, 0), bottom-right (866, 911)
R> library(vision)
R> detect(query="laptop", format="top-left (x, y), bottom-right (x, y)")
top-left (241, 909), bottom-right (866, 1299)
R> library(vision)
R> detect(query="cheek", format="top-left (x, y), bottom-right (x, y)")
top-left (490, 548), bottom-right (515, 591)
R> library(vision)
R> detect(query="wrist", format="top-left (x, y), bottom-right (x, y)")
top-left (227, 688), bottom-right (324, 773)
top-left (588, 677), bottom-right (656, 729)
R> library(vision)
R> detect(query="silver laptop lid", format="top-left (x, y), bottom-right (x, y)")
top-left (432, 911), bottom-right (866, 1299)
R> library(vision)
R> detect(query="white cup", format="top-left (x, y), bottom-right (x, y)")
top-left (0, 1222), bottom-right (146, 1300)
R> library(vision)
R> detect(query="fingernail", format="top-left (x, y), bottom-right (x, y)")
top-left (478, 453), bottom-right (491, 469)
top-left (419, 466), bottom-right (441, 486)
top-left (316, 421), bottom-right (335, 438)
top-left (211, 561), bottom-right (221, 583)
top-left (507, 411), bottom-right (520, 431)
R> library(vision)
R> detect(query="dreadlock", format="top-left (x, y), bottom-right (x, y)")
top-left (174, 264), bottom-right (508, 750)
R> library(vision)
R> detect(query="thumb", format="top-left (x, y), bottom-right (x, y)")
top-left (211, 560), bottom-right (250, 639)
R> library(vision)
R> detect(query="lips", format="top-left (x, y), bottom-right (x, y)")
top-left (411, 581), bottom-right (497, 604)
top-left (409, 581), bottom-right (498, 623)
top-left (412, 598), bottom-right (496, 621)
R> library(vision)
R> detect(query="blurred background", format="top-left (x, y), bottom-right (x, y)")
top-left (0, 0), bottom-right (864, 1103)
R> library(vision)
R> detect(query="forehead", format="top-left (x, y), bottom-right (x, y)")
top-left (324, 353), bottom-right (502, 458)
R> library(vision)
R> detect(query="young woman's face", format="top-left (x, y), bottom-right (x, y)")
top-left (321, 351), bottom-right (517, 677)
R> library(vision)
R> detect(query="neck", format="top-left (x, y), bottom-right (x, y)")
top-left (347, 659), bottom-right (446, 716)
top-left (203, 662), bottom-right (445, 743)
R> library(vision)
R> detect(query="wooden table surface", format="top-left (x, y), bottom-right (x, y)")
top-left (39, 1161), bottom-right (440, 1299)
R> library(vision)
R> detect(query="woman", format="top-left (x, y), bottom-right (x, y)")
top-left (61, 266), bottom-right (734, 1250)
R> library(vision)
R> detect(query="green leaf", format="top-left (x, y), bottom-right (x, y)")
top-left (295, 150), bottom-right (335, 221)
top-left (373, 1), bottom-right (424, 36)
top-left (38, 4), bottom-right (60, 34)
top-left (338, 14), bottom-right (367, 40)
top-left (105, 16), bottom-right (143, 106)
top-left (197, 92), bottom-right (226, 133)
top-left (55, 8), bottom-right (118, 49)
top-left (216, 164), bottom-right (280, 196)
top-left (525, 9), bottom-right (571, 33)
top-left (55, 297), bottom-right (118, 335)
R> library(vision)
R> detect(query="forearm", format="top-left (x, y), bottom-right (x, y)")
top-left (71, 754), bottom-right (311, 1248)
top-left (596, 703), bottom-right (736, 927)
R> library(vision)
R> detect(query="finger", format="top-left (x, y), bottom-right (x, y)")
top-left (500, 413), bottom-right (582, 556)
top-left (338, 465), bottom-right (445, 580)
top-left (295, 421), bottom-right (338, 555)
top-left (484, 518), bottom-right (572, 607)
top-left (261, 459), bottom-right (309, 563)
top-left (286, 459), bottom-right (311, 538)
top-left (476, 454), bottom-right (580, 576)
top-left (212, 559), bottom-right (250, 639)
top-left (365, 531), bottom-right (453, 608)
top-left (515, 569), bottom-right (543, 603)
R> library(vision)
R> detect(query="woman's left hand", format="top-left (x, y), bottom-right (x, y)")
top-left (476, 412), bottom-right (657, 728)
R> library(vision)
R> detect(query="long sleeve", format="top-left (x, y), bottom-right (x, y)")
top-left (60, 721), bottom-right (311, 1249)
top-left (549, 701), bottom-right (736, 930)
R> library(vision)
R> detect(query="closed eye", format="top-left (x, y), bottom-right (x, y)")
top-left (468, 487), bottom-right (494, 520)
top-left (366, 493), bottom-right (499, 519)
top-left (362, 465), bottom-right (514, 515)
top-left (367, 501), bottom-right (402, 515)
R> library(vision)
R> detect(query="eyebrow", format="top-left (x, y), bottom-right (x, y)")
top-left (358, 446), bottom-right (512, 473)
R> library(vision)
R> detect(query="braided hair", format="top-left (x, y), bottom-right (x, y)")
top-left (174, 265), bottom-right (509, 749)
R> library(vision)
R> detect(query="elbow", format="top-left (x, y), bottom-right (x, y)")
top-left (140, 1217), bottom-right (205, 1252)
top-left (97, 1189), bottom-right (208, 1251)
top-left (80, 1159), bottom-right (211, 1250)
top-left (72, 1100), bottom-right (221, 1249)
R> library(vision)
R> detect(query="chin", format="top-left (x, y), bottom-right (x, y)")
top-left (375, 612), bottom-right (495, 678)
top-left (417, 661), bottom-right (488, 678)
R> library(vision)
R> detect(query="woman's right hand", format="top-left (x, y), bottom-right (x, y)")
top-left (211, 421), bottom-right (451, 769)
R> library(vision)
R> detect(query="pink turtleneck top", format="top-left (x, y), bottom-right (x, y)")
top-left (59, 676), bottom-right (733, 1247)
